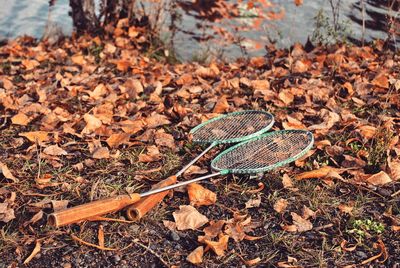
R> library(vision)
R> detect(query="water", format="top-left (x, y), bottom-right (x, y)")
top-left (0, 0), bottom-right (397, 61)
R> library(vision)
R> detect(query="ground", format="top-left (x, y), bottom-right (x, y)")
top-left (0, 27), bottom-right (399, 267)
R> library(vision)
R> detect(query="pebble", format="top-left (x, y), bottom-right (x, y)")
top-left (170, 231), bottom-right (180, 241)
top-left (112, 255), bottom-right (121, 263)
top-left (356, 251), bottom-right (367, 259)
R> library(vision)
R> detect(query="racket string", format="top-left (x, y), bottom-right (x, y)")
top-left (192, 111), bottom-right (274, 143)
top-left (212, 131), bottom-right (313, 171)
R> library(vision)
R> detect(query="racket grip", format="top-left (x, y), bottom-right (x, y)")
top-left (126, 175), bottom-right (177, 221)
top-left (48, 194), bottom-right (141, 227)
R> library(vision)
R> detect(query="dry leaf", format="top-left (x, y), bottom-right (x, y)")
top-left (92, 147), bottom-right (110, 159)
top-left (291, 212), bottom-right (313, 232)
top-left (338, 203), bottom-right (354, 215)
top-left (0, 202), bottom-right (15, 223)
top-left (372, 73), bottom-right (389, 88)
top-left (163, 220), bottom-right (177, 231)
top-left (366, 171), bottom-right (392, 185)
top-left (187, 183), bottom-right (217, 206)
top-left (11, 113), bottom-right (31, 126)
top-left (244, 257), bottom-right (262, 266)
top-left (120, 119), bottom-right (144, 134)
top-left (145, 113), bottom-right (171, 129)
top-left (82, 114), bottom-right (102, 134)
top-left (106, 133), bottom-right (130, 148)
top-left (187, 246), bottom-right (203, 264)
top-left (20, 131), bottom-right (49, 144)
top-left (173, 205), bottom-right (209, 230)
top-left (388, 159), bottom-right (400, 181)
top-left (203, 220), bottom-right (225, 239)
top-left (138, 145), bottom-right (161, 163)
top-left (155, 130), bottom-right (175, 149)
top-left (51, 200), bottom-right (69, 211)
top-left (302, 206), bottom-right (316, 220)
top-left (273, 198), bottom-right (288, 213)
top-left (296, 166), bottom-right (337, 180)
top-left (245, 196), bottom-right (261, 208)
top-left (213, 95), bottom-right (230, 113)
top-left (357, 125), bottom-right (376, 140)
top-left (23, 241), bottom-right (41, 264)
top-left (203, 234), bottom-right (229, 256)
top-left (294, 0), bottom-right (303, 6)
top-left (43, 145), bottom-right (68, 156)
top-left (0, 161), bottom-right (18, 183)
top-left (22, 59), bottom-right (40, 70)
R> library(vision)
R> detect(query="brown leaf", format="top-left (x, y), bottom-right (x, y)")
top-left (203, 234), bottom-right (229, 256)
top-left (162, 220), bottom-right (176, 231)
top-left (372, 73), bottom-right (389, 88)
top-left (173, 205), bottom-right (209, 230)
top-left (92, 147), bottom-right (110, 159)
top-left (388, 159), bottom-right (400, 181)
top-left (71, 55), bottom-right (86, 65)
top-left (0, 202), bottom-right (15, 223)
top-left (357, 125), bottom-right (376, 140)
top-left (186, 246), bottom-right (204, 264)
top-left (11, 113), bottom-right (31, 126)
top-left (195, 64), bottom-right (220, 78)
top-left (273, 198), bottom-right (288, 213)
top-left (338, 203), bottom-right (354, 215)
top-left (23, 241), bottom-right (41, 264)
top-left (213, 95), bottom-right (230, 113)
top-left (145, 113), bottom-right (171, 129)
top-left (203, 220), bottom-right (225, 239)
top-left (89, 84), bottom-right (108, 100)
top-left (138, 145), bottom-right (161, 163)
top-left (43, 145), bottom-right (68, 156)
top-left (19, 131), bottom-right (49, 144)
top-left (82, 114), bottom-right (102, 134)
top-left (251, 80), bottom-right (270, 91)
top-left (295, 166), bottom-right (338, 180)
top-left (51, 200), bottom-right (69, 212)
top-left (245, 196), bottom-right (261, 208)
top-left (187, 183), bottom-right (217, 206)
top-left (278, 90), bottom-right (294, 105)
top-left (155, 130), bottom-right (175, 149)
top-left (244, 257), bottom-right (262, 266)
top-left (119, 119), bottom-right (145, 134)
top-left (302, 206), bottom-right (316, 220)
top-left (106, 133), bottom-right (130, 148)
top-left (282, 174), bottom-right (297, 190)
top-left (22, 59), bottom-right (40, 70)
top-left (366, 171), bottom-right (392, 185)
top-left (291, 212), bottom-right (313, 232)
top-left (0, 161), bottom-right (18, 182)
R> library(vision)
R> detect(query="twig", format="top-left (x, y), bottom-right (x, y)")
top-left (314, 223), bottom-right (334, 231)
top-left (132, 239), bottom-right (170, 267)
top-left (391, 189), bottom-right (400, 197)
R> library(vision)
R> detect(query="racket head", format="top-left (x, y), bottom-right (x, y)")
top-left (189, 110), bottom-right (274, 145)
top-left (211, 130), bottom-right (314, 174)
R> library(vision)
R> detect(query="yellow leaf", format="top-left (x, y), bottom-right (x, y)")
top-left (186, 246), bottom-right (203, 264)
top-left (187, 183), bottom-right (217, 206)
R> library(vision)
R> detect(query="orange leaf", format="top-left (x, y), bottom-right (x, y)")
top-left (372, 73), bottom-right (389, 88)
top-left (203, 220), bottom-right (225, 239)
top-left (82, 114), bottom-right (102, 134)
top-left (11, 113), bottom-right (31, 126)
top-left (186, 246), bottom-right (204, 264)
top-left (138, 145), bottom-right (161, 163)
top-left (187, 183), bottom-right (217, 206)
top-left (244, 257), bottom-right (261, 266)
top-left (23, 241), bottom-right (41, 264)
top-left (120, 119), bottom-right (145, 134)
top-left (294, 0), bottom-right (303, 6)
top-left (338, 203), bottom-right (354, 215)
top-left (213, 95), bottom-right (230, 113)
top-left (22, 59), bottom-right (40, 70)
top-left (106, 133), bottom-right (131, 148)
top-left (145, 113), bottom-right (171, 129)
top-left (19, 131), bottom-right (49, 144)
top-left (203, 234), bottom-right (229, 256)
top-left (0, 161), bottom-right (18, 183)
top-left (295, 166), bottom-right (337, 180)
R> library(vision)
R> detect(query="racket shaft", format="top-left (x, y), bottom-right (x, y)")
top-left (140, 172), bottom-right (221, 197)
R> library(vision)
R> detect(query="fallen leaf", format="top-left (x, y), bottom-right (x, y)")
top-left (82, 113), bottom-right (102, 134)
top-left (338, 203), bottom-right (354, 215)
top-left (372, 73), bottom-right (389, 88)
top-left (11, 113), bottom-right (31, 126)
top-left (295, 166), bottom-right (337, 180)
top-left (251, 80), bottom-right (270, 91)
top-left (51, 200), bottom-right (69, 212)
top-left (23, 240), bottom-right (41, 264)
top-left (388, 159), bottom-right (400, 181)
top-left (22, 59), bottom-right (40, 70)
top-left (244, 257), bottom-right (262, 266)
top-left (366, 171), bottom-right (392, 185)
top-left (163, 220), bottom-right (176, 231)
top-left (106, 133), bottom-right (130, 148)
top-left (203, 220), bottom-right (225, 239)
top-left (98, 225), bottom-right (105, 248)
top-left (19, 131), bottom-right (49, 144)
top-left (278, 90), bottom-right (294, 105)
top-left (294, 0), bottom-right (303, 6)
top-left (203, 234), bottom-right (229, 256)
top-left (245, 196), bottom-right (261, 208)
top-left (183, 165), bottom-right (208, 177)
top-left (187, 183), bottom-right (217, 206)
top-left (357, 125), bottom-right (376, 140)
top-left (0, 202), bottom-right (15, 222)
top-left (138, 145), bottom-right (161, 163)
top-left (119, 119), bottom-right (144, 134)
top-left (302, 206), bottom-right (316, 220)
top-left (186, 246), bottom-right (203, 264)
top-left (213, 95), bottom-right (230, 113)
top-left (273, 198), bottom-right (288, 213)
top-left (92, 147), bottom-right (110, 159)
top-left (173, 205), bottom-right (209, 230)
top-left (43, 145), bottom-right (68, 156)
top-left (145, 113), bottom-right (171, 129)
top-left (89, 84), bottom-right (108, 100)
top-left (291, 212), bottom-right (313, 232)
top-left (0, 161), bottom-right (18, 182)
top-left (155, 130), bottom-right (175, 149)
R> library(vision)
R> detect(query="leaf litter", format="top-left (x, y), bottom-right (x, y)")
top-left (0, 17), bottom-right (399, 267)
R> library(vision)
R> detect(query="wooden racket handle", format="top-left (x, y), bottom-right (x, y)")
top-left (48, 193), bottom-right (141, 227)
top-left (126, 176), bottom-right (177, 221)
